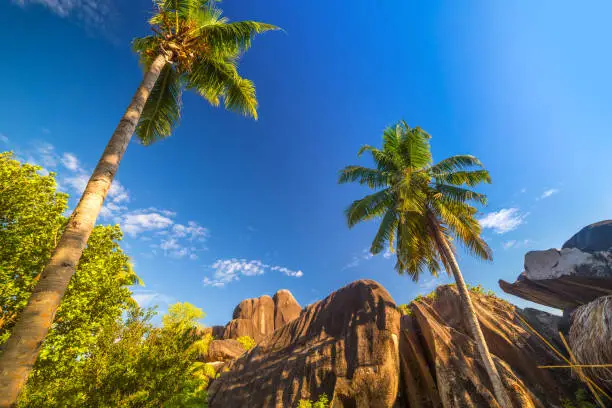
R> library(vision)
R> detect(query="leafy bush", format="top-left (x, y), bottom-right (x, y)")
top-left (561, 389), bottom-right (596, 408)
top-left (467, 284), bottom-right (495, 297)
top-left (397, 304), bottom-right (411, 316)
top-left (297, 393), bottom-right (330, 408)
top-left (237, 335), bottom-right (256, 351)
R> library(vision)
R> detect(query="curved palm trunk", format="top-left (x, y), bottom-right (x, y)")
top-left (435, 231), bottom-right (512, 408)
top-left (0, 53), bottom-right (169, 407)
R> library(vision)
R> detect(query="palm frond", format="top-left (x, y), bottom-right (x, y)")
top-left (186, 56), bottom-right (257, 118)
top-left (397, 123), bottom-right (432, 170)
top-left (199, 21), bottom-right (278, 54)
top-left (338, 165), bottom-right (390, 189)
top-left (370, 209), bottom-right (398, 254)
top-left (345, 189), bottom-right (394, 228)
top-left (433, 200), bottom-right (492, 261)
top-left (132, 36), bottom-right (160, 69)
top-left (433, 169), bottom-right (491, 187)
top-left (136, 65), bottom-right (182, 145)
top-left (430, 154), bottom-right (484, 174)
top-left (433, 184), bottom-right (487, 205)
top-left (224, 76), bottom-right (258, 119)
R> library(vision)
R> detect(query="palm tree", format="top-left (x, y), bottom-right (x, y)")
top-left (339, 122), bottom-right (511, 407)
top-left (0, 1), bottom-right (277, 404)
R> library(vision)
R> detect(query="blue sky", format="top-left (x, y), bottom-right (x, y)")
top-left (1, 0), bottom-right (611, 325)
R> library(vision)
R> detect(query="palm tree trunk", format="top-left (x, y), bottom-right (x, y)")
top-left (0, 53), bottom-right (169, 408)
top-left (435, 231), bottom-right (512, 408)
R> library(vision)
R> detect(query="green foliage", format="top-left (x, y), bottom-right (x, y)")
top-left (0, 155), bottom-right (211, 407)
top-left (133, 0), bottom-right (279, 144)
top-left (19, 304), bottom-right (212, 408)
top-left (297, 393), bottom-right (330, 408)
top-left (0, 152), bottom-right (68, 342)
top-left (397, 304), bottom-right (411, 316)
top-left (339, 122), bottom-right (492, 280)
top-left (236, 335), bottom-right (256, 351)
top-left (467, 284), bottom-right (496, 297)
top-left (561, 389), bottom-right (596, 408)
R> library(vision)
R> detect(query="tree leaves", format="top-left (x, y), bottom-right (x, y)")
top-left (339, 122), bottom-right (493, 278)
top-left (132, 0), bottom-right (278, 144)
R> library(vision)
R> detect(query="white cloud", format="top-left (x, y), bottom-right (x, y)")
top-left (61, 152), bottom-right (80, 171)
top-left (13, 0), bottom-right (111, 25)
top-left (118, 209), bottom-right (208, 260)
top-left (502, 239), bottom-right (533, 250)
top-left (108, 180), bottom-right (129, 203)
top-left (0, 133), bottom-right (8, 144)
top-left (343, 247), bottom-right (376, 270)
top-left (63, 173), bottom-right (89, 194)
top-left (478, 208), bottom-right (527, 234)
top-left (539, 188), bottom-right (560, 200)
top-left (203, 259), bottom-right (303, 287)
top-left (132, 290), bottom-right (174, 309)
top-left (120, 209), bottom-right (174, 236)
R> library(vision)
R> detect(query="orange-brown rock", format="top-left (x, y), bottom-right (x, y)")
top-left (272, 289), bottom-right (302, 329)
top-left (208, 280), bottom-right (401, 408)
top-left (206, 339), bottom-right (246, 363)
top-left (222, 289), bottom-right (302, 342)
top-left (399, 285), bottom-right (576, 407)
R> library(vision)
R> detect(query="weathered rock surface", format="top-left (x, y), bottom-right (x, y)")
top-left (563, 220), bottom-right (612, 253)
top-left (273, 289), bottom-right (302, 329)
top-left (500, 220), bottom-right (612, 310)
top-left (222, 290), bottom-right (302, 342)
top-left (569, 295), bottom-right (612, 394)
top-left (208, 280), bottom-right (401, 408)
top-left (399, 285), bottom-right (576, 407)
top-left (206, 339), bottom-right (246, 363)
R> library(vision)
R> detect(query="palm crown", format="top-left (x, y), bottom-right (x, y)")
top-left (339, 121), bottom-right (493, 280)
top-left (132, 0), bottom-right (278, 145)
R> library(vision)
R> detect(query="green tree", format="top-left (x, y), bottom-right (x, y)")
top-left (0, 153), bottom-right (67, 341)
top-left (0, 1), bottom-right (278, 402)
top-left (339, 122), bottom-right (510, 407)
top-left (0, 153), bottom-right (140, 406)
top-left (19, 303), bottom-right (213, 408)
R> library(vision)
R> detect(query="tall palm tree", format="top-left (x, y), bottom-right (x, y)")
top-left (339, 122), bottom-right (511, 407)
top-left (0, 1), bottom-right (277, 404)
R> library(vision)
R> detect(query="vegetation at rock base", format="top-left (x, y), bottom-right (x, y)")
top-left (561, 389), bottom-right (597, 408)
top-left (236, 335), bottom-right (257, 351)
top-left (297, 393), bottom-right (330, 408)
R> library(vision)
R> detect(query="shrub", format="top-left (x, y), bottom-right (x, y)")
top-left (236, 335), bottom-right (256, 351)
top-left (297, 393), bottom-right (330, 408)
top-left (561, 389), bottom-right (596, 408)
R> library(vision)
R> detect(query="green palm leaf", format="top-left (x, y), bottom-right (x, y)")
top-left (136, 65), bottom-right (182, 145)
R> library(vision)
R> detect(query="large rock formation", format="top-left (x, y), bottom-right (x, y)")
top-left (499, 220), bottom-right (612, 310)
top-left (221, 289), bottom-right (302, 342)
top-left (208, 280), bottom-right (401, 408)
top-left (569, 295), bottom-right (612, 394)
top-left (399, 285), bottom-right (576, 407)
top-left (206, 339), bottom-right (246, 363)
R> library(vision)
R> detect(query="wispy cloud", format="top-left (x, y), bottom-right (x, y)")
top-left (478, 208), bottom-right (527, 234)
top-left (538, 188), bottom-right (560, 200)
top-left (502, 239), bottom-right (533, 250)
top-left (12, 0), bottom-right (112, 26)
top-left (22, 141), bottom-right (209, 261)
top-left (132, 289), bottom-right (174, 310)
top-left (0, 133), bottom-right (8, 144)
top-left (120, 209), bottom-right (175, 236)
top-left (343, 248), bottom-right (375, 270)
top-left (203, 259), bottom-right (303, 288)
